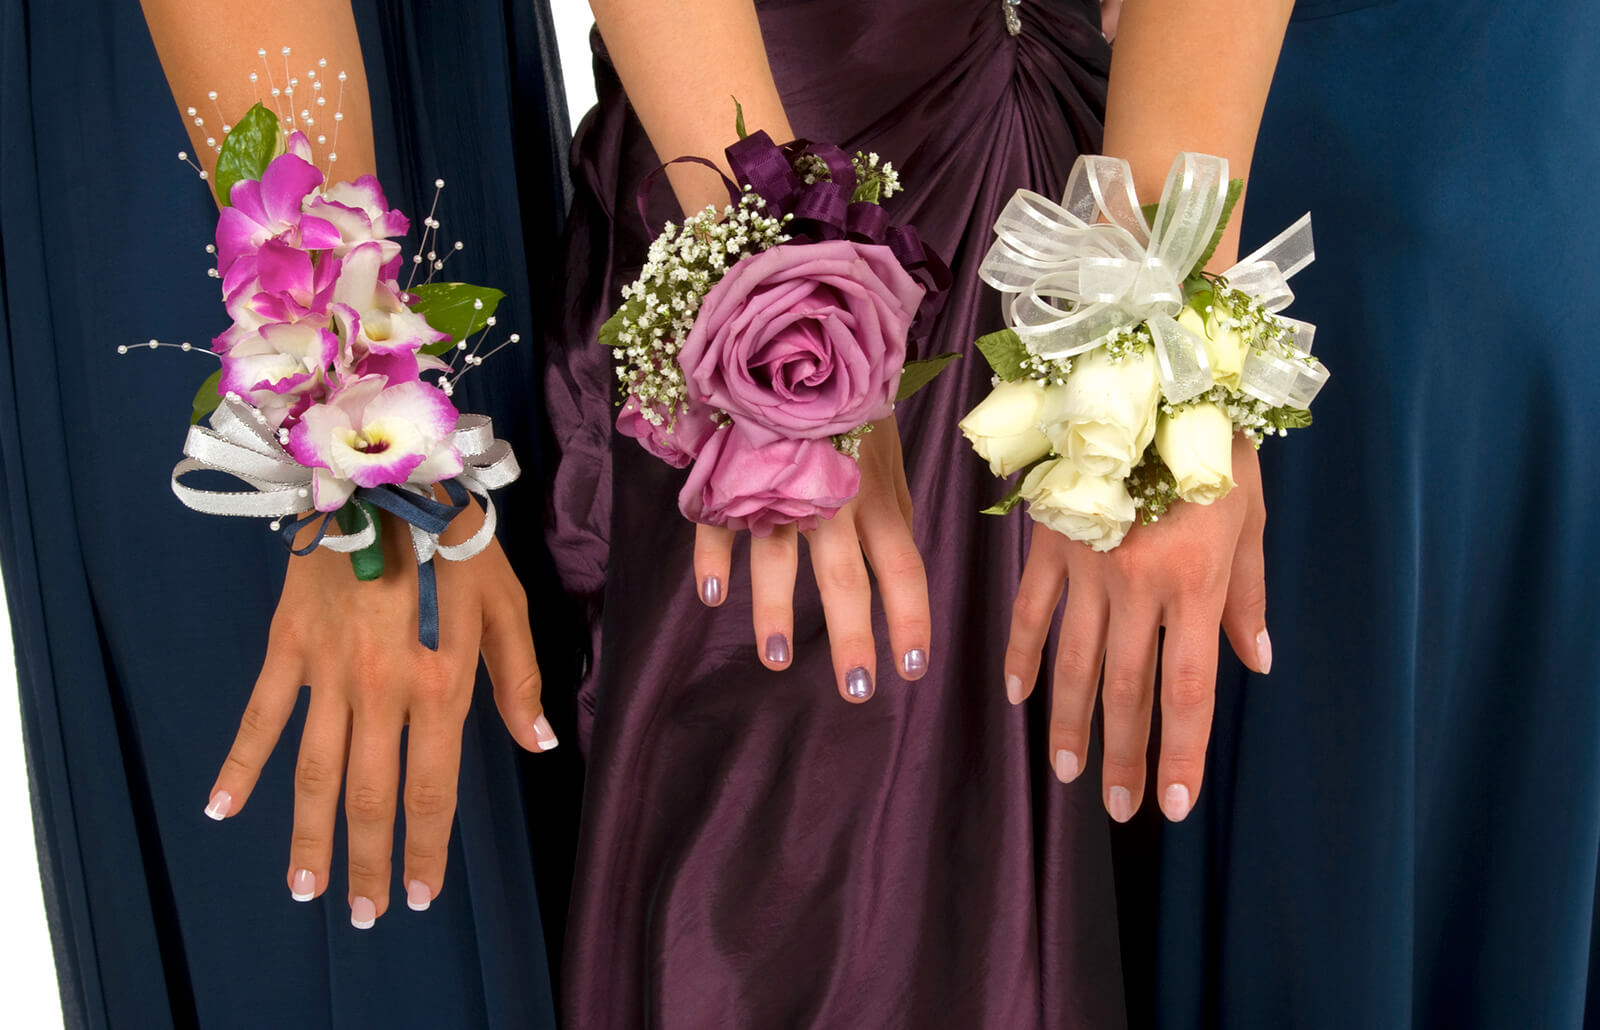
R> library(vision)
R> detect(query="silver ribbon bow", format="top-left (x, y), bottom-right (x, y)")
top-left (979, 152), bottom-right (1327, 408)
top-left (171, 396), bottom-right (521, 566)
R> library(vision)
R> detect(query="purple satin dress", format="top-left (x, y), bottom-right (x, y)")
top-left (546, 2), bottom-right (1117, 1025)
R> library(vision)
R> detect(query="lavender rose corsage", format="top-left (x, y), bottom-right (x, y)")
top-left (604, 119), bottom-right (955, 535)
top-left (153, 86), bottom-right (521, 649)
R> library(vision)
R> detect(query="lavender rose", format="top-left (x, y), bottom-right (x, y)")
top-left (615, 396), bottom-right (718, 469)
top-left (679, 240), bottom-right (924, 443)
top-left (678, 423), bottom-right (861, 536)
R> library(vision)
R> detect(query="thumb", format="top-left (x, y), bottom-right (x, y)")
top-left (481, 581), bottom-right (558, 752)
top-left (1221, 507), bottom-right (1271, 675)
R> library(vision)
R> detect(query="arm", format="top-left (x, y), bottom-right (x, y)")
top-left (591, 0), bottom-right (933, 700)
top-left (1005, 0), bottom-right (1294, 822)
top-left (141, 0), bottom-right (553, 927)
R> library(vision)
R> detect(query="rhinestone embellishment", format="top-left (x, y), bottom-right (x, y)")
top-left (1003, 0), bottom-right (1021, 35)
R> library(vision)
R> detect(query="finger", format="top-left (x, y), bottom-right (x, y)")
top-left (344, 708), bottom-right (403, 929)
top-left (1098, 594), bottom-right (1160, 822)
top-left (1046, 567), bottom-right (1107, 785)
top-left (400, 700), bottom-right (464, 913)
top-left (693, 523), bottom-right (735, 607)
top-left (857, 494), bottom-right (931, 681)
top-left (804, 513), bottom-right (877, 702)
top-left (1221, 499), bottom-right (1270, 674)
top-left (1155, 595), bottom-right (1225, 823)
top-left (1006, 524), bottom-right (1071, 706)
top-left (285, 684), bottom-right (350, 905)
top-left (207, 634), bottom-right (304, 820)
top-left (481, 578), bottom-right (557, 752)
top-left (750, 525), bottom-right (798, 670)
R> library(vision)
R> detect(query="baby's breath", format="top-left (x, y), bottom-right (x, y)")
top-left (832, 421), bottom-right (875, 459)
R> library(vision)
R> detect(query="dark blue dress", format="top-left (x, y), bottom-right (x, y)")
top-left (1131, 1), bottom-right (1600, 1025)
top-left (0, 1), bottom-right (577, 1026)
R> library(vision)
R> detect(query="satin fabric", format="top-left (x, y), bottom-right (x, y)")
top-left (546, 2), bottom-right (1124, 1025)
top-left (0, 1), bottom-right (572, 1026)
top-left (1124, 1), bottom-right (1600, 1026)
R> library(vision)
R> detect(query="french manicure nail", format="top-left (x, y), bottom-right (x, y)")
top-left (533, 714), bottom-right (559, 751)
top-left (204, 790), bottom-right (232, 821)
top-left (700, 575), bottom-right (722, 606)
top-left (1256, 629), bottom-right (1273, 674)
top-left (764, 634), bottom-right (791, 666)
top-left (1005, 673), bottom-right (1024, 705)
top-left (406, 880), bottom-right (432, 912)
top-left (901, 648), bottom-right (928, 679)
top-left (1163, 784), bottom-right (1192, 822)
top-left (290, 869), bottom-right (316, 902)
top-left (350, 896), bottom-right (377, 930)
top-left (845, 666), bottom-right (874, 700)
top-left (1053, 749), bottom-right (1080, 783)
top-left (1108, 786), bottom-right (1134, 823)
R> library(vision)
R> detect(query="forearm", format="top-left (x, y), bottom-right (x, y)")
top-left (1101, 0), bottom-right (1294, 268)
top-left (139, 0), bottom-right (377, 193)
top-left (589, 0), bottom-right (791, 216)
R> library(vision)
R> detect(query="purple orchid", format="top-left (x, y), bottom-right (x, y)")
top-left (329, 241), bottom-right (448, 362)
top-left (215, 146), bottom-right (340, 296)
top-left (218, 322), bottom-right (339, 428)
top-left (304, 174), bottom-right (411, 262)
top-left (221, 237), bottom-right (342, 334)
top-left (285, 375), bottom-right (464, 511)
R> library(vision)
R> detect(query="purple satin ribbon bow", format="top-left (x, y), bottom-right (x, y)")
top-left (637, 130), bottom-right (951, 346)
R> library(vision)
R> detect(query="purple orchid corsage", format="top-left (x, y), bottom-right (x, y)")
top-left (158, 100), bottom-right (521, 649)
top-left (603, 114), bottom-right (957, 537)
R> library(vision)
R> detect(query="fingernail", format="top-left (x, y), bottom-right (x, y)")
top-left (1005, 673), bottom-right (1024, 705)
top-left (700, 575), bottom-right (722, 606)
top-left (845, 666), bottom-right (874, 700)
top-left (901, 648), bottom-right (928, 679)
top-left (204, 790), bottom-right (232, 821)
top-left (350, 896), bottom-right (376, 930)
top-left (1053, 750), bottom-right (1080, 783)
top-left (1108, 786), bottom-right (1134, 823)
top-left (1256, 629), bottom-right (1273, 674)
top-left (406, 880), bottom-right (432, 912)
top-left (290, 869), bottom-right (316, 902)
top-left (533, 714), bottom-right (559, 751)
top-left (764, 634), bottom-right (791, 666)
top-left (1163, 784), bottom-right (1192, 821)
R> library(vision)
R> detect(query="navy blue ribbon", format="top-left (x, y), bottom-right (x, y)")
top-left (276, 480), bottom-right (471, 651)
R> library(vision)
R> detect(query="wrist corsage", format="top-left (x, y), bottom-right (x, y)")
top-left (961, 152), bottom-right (1329, 550)
top-left (603, 110), bottom-right (955, 536)
top-left (149, 76), bottom-right (519, 649)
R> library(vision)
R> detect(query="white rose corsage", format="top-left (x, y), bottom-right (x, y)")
top-left (961, 152), bottom-right (1329, 550)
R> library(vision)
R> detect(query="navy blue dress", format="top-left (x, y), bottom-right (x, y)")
top-left (1128, 1), bottom-right (1600, 1025)
top-left (0, 1), bottom-right (577, 1026)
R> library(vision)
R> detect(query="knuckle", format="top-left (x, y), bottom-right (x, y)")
top-left (1011, 587), bottom-right (1057, 635)
top-left (877, 543), bottom-right (924, 583)
top-left (1173, 558), bottom-right (1226, 596)
top-left (405, 839), bottom-right (446, 866)
top-left (405, 782), bottom-right (454, 819)
top-left (820, 558), bottom-right (869, 597)
top-left (346, 857), bottom-right (388, 884)
top-left (221, 751), bottom-right (259, 781)
top-left (1161, 749), bottom-right (1207, 776)
top-left (345, 784), bottom-right (393, 823)
top-left (1052, 643), bottom-right (1098, 683)
top-left (237, 702), bottom-right (275, 741)
top-left (1102, 756), bottom-right (1145, 780)
top-left (1164, 667), bottom-right (1215, 712)
top-left (1101, 675), bottom-right (1147, 713)
top-left (294, 756), bottom-right (339, 796)
top-left (499, 669), bottom-right (543, 708)
top-left (1048, 719), bottom-right (1086, 747)
top-left (290, 829), bottom-right (328, 856)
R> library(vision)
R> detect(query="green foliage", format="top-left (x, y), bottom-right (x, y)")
top-left (190, 368), bottom-right (223, 425)
top-left (974, 328), bottom-right (1029, 382)
top-left (214, 102), bottom-right (281, 207)
top-left (1140, 201), bottom-right (1161, 228)
top-left (598, 296), bottom-right (642, 350)
top-left (734, 97), bottom-right (748, 140)
top-left (980, 457), bottom-right (1048, 516)
top-left (1264, 405), bottom-right (1314, 431)
top-left (896, 352), bottom-right (960, 401)
top-left (335, 500), bottom-right (385, 581)
top-left (406, 282), bottom-right (506, 356)
top-left (1191, 178), bottom-right (1246, 275)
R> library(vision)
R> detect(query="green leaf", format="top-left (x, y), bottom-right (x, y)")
top-left (974, 328), bottom-right (1030, 381)
top-left (405, 282), bottom-right (506, 356)
top-left (1265, 405), bottom-right (1313, 430)
top-left (896, 352), bottom-right (960, 401)
top-left (597, 297), bottom-right (640, 350)
top-left (214, 102), bottom-right (281, 207)
top-left (979, 457), bottom-right (1049, 516)
top-left (335, 500), bottom-right (385, 581)
top-left (1191, 178), bottom-right (1246, 275)
top-left (1140, 201), bottom-right (1161, 228)
top-left (852, 177), bottom-right (882, 205)
top-left (189, 368), bottom-right (223, 425)
top-left (733, 97), bottom-right (748, 140)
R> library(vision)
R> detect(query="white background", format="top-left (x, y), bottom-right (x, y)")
top-left (0, 9), bottom-right (599, 1023)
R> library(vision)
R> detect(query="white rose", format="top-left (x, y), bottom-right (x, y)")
top-left (1177, 303), bottom-right (1249, 390)
top-left (1043, 346), bottom-right (1160, 480)
top-left (1020, 458), bottom-right (1137, 552)
top-left (959, 379), bottom-right (1054, 477)
top-left (1154, 401), bottom-right (1236, 504)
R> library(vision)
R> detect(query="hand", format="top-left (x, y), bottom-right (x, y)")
top-left (1004, 435), bottom-right (1271, 822)
top-left (202, 502), bottom-right (554, 928)
top-left (691, 418), bottom-right (932, 701)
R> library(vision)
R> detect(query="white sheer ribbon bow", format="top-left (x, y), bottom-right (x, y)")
top-left (979, 152), bottom-right (1326, 408)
